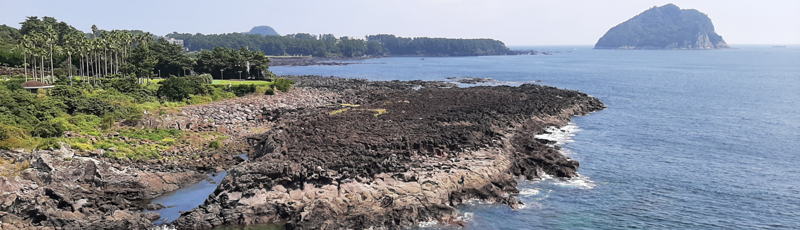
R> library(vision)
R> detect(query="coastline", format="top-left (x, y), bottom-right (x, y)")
top-left (269, 50), bottom-right (541, 67)
top-left (173, 76), bottom-right (605, 229)
top-left (0, 75), bottom-right (603, 229)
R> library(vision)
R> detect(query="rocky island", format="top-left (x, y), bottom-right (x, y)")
top-left (595, 3), bottom-right (730, 50)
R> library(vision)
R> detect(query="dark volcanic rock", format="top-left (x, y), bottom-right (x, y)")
top-left (146, 203), bottom-right (167, 211)
top-left (595, 3), bottom-right (730, 49)
top-left (0, 144), bottom-right (206, 229)
top-left (173, 76), bottom-right (605, 229)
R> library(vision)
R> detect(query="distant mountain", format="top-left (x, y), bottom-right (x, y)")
top-left (245, 26), bottom-right (279, 36)
top-left (595, 4), bottom-right (730, 49)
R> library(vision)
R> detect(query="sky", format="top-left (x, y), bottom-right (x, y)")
top-left (1, 0), bottom-right (798, 46)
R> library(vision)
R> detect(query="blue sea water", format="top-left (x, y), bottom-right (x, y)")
top-left (272, 45), bottom-right (800, 229)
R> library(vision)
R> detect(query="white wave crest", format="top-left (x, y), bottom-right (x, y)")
top-left (458, 212), bottom-right (474, 222)
top-left (553, 174), bottom-right (596, 189)
top-left (518, 188), bottom-right (541, 196)
top-left (418, 220), bottom-right (439, 228)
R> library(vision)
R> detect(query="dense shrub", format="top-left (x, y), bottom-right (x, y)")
top-left (48, 86), bottom-right (83, 114)
top-left (31, 120), bottom-right (65, 138)
top-left (272, 78), bottom-right (295, 92)
top-left (2, 79), bottom-right (24, 91)
top-left (36, 138), bottom-right (61, 150)
top-left (157, 76), bottom-right (207, 101)
top-left (110, 75), bottom-right (142, 93)
top-left (0, 123), bottom-right (26, 141)
top-left (209, 140), bottom-right (222, 149)
top-left (0, 123), bottom-right (28, 150)
top-left (75, 97), bottom-right (114, 117)
top-left (230, 84), bottom-right (256, 97)
top-left (210, 87), bottom-right (236, 101)
top-left (0, 87), bottom-right (64, 128)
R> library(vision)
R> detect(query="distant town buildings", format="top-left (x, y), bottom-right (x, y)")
top-left (166, 38), bottom-right (186, 51)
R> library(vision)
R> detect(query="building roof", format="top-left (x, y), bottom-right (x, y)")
top-left (21, 81), bottom-right (54, 88)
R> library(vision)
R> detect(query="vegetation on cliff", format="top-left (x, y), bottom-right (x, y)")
top-left (595, 4), bottom-right (730, 49)
top-left (0, 73), bottom-right (294, 156)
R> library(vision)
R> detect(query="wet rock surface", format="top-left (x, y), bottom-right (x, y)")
top-left (446, 76), bottom-right (493, 84)
top-left (270, 57), bottom-right (367, 67)
top-left (173, 76), bottom-right (605, 229)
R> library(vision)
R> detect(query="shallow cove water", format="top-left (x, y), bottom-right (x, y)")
top-left (146, 172), bottom-right (227, 225)
top-left (272, 45), bottom-right (800, 229)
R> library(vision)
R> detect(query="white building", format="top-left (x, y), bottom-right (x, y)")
top-left (166, 38), bottom-right (185, 50)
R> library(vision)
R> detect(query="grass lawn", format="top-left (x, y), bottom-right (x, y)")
top-left (212, 80), bottom-right (271, 86)
top-left (142, 79), bottom-right (271, 86)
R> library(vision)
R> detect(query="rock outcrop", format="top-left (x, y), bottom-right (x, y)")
top-left (595, 3), bottom-right (730, 49)
top-left (173, 77), bottom-right (605, 229)
top-left (0, 144), bottom-right (205, 229)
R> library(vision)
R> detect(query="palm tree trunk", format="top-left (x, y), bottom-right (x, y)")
top-left (104, 48), bottom-right (108, 77)
top-left (41, 56), bottom-right (45, 83)
top-left (85, 54), bottom-right (88, 82)
top-left (23, 54), bottom-right (28, 81)
top-left (32, 56), bottom-right (36, 81)
top-left (95, 52), bottom-right (99, 84)
top-left (49, 44), bottom-right (54, 79)
top-left (79, 55), bottom-right (83, 79)
top-left (68, 55), bottom-right (73, 86)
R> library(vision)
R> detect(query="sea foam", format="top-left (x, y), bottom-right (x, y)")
top-left (534, 123), bottom-right (580, 147)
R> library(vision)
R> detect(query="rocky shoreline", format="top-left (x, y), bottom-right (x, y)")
top-left (270, 57), bottom-right (369, 67)
top-left (0, 76), bottom-right (603, 229)
top-left (173, 76), bottom-right (605, 229)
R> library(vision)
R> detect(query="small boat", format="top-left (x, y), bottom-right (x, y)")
top-left (421, 58), bottom-right (425, 60)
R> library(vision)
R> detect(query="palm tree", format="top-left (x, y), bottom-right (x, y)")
top-left (92, 39), bottom-right (100, 85)
top-left (64, 33), bottom-right (80, 86)
top-left (100, 33), bottom-right (108, 78)
top-left (47, 27), bottom-right (57, 81)
top-left (20, 35), bottom-right (32, 81)
top-left (32, 32), bottom-right (46, 82)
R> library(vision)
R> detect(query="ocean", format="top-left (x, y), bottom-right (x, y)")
top-left (271, 45), bottom-right (800, 229)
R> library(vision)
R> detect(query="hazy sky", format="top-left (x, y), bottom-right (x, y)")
top-left (1, 0), bottom-right (798, 46)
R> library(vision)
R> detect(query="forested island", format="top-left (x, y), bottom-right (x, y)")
top-left (595, 4), bottom-right (730, 49)
top-left (167, 32), bottom-right (511, 57)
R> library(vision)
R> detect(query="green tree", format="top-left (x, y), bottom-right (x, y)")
top-left (194, 46), bottom-right (271, 79)
top-left (157, 76), bottom-right (203, 101)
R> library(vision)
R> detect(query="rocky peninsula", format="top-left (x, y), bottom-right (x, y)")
top-left (595, 4), bottom-right (730, 50)
top-left (0, 76), bottom-right (603, 229)
top-left (173, 76), bottom-right (605, 229)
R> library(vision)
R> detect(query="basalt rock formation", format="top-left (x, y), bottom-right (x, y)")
top-left (595, 3), bottom-right (730, 49)
top-left (0, 144), bottom-right (205, 229)
top-left (173, 76), bottom-right (605, 229)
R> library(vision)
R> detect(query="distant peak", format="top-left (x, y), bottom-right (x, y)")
top-left (245, 26), bottom-right (279, 36)
top-left (660, 3), bottom-right (679, 8)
